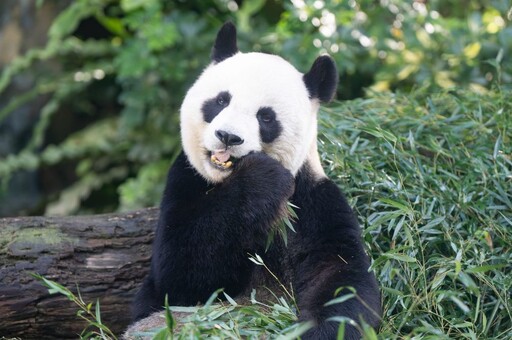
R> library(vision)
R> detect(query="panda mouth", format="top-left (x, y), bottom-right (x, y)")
top-left (209, 150), bottom-right (238, 170)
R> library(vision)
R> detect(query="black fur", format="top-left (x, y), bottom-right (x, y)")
top-left (132, 152), bottom-right (381, 339)
top-left (211, 22), bottom-right (238, 63)
top-left (303, 55), bottom-right (338, 102)
top-left (257, 107), bottom-right (282, 143)
top-left (290, 165), bottom-right (381, 339)
top-left (132, 151), bottom-right (294, 318)
top-left (202, 91), bottom-right (231, 123)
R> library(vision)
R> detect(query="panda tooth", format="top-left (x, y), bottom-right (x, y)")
top-left (210, 154), bottom-right (233, 169)
top-left (211, 155), bottom-right (223, 165)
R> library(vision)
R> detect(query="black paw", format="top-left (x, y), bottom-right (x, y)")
top-left (231, 152), bottom-right (295, 199)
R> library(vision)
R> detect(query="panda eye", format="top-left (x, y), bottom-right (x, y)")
top-left (257, 107), bottom-right (276, 123)
top-left (261, 114), bottom-right (273, 123)
top-left (216, 93), bottom-right (230, 106)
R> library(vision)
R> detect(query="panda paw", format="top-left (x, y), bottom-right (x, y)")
top-left (231, 152), bottom-right (295, 199)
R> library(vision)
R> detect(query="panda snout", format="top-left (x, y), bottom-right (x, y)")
top-left (215, 130), bottom-right (244, 147)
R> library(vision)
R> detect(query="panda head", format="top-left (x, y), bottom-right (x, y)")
top-left (180, 22), bottom-right (338, 183)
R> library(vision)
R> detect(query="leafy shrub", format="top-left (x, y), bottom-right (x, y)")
top-left (320, 88), bottom-right (511, 338)
top-left (0, 0), bottom-right (510, 214)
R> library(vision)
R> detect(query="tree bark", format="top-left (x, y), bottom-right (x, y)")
top-left (0, 208), bottom-right (157, 339)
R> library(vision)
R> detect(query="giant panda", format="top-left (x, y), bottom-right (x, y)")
top-left (130, 22), bottom-right (381, 339)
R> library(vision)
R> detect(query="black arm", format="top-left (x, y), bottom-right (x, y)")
top-left (290, 170), bottom-right (381, 339)
top-left (132, 151), bottom-right (293, 320)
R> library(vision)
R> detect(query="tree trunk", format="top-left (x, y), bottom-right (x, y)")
top-left (0, 208), bottom-right (157, 339)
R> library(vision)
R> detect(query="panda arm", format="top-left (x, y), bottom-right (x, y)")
top-left (147, 152), bottom-right (294, 310)
top-left (291, 178), bottom-right (381, 339)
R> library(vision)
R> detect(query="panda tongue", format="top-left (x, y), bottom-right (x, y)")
top-left (213, 150), bottom-right (231, 163)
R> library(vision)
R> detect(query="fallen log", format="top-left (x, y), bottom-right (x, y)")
top-left (0, 208), bottom-right (157, 339)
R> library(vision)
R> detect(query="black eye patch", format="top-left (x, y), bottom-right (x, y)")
top-left (257, 107), bottom-right (282, 143)
top-left (202, 91), bottom-right (231, 123)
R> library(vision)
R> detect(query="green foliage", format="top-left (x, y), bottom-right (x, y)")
top-left (32, 273), bottom-right (117, 340)
top-left (269, 0), bottom-right (512, 97)
top-left (31, 264), bottom-right (312, 339)
top-left (266, 202), bottom-right (299, 250)
top-left (1, 0), bottom-right (510, 214)
top-left (0, 0), bottom-right (232, 213)
top-left (138, 289), bottom-right (309, 339)
top-left (33, 260), bottom-right (381, 339)
top-left (319, 87), bottom-right (511, 339)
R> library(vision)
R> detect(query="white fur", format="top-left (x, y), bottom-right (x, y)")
top-left (180, 52), bottom-right (325, 183)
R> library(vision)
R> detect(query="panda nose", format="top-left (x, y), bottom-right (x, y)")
top-left (215, 130), bottom-right (244, 147)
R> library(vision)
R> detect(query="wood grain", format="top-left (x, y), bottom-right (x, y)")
top-left (0, 208), bottom-right (157, 339)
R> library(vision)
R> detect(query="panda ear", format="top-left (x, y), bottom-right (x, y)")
top-left (303, 55), bottom-right (338, 103)
top-left (211, 22), bottom-right (239, 63)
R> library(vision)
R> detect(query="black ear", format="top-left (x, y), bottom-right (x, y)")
top-left (211, 22), bottom-right (239, 63)
top-left (303, 55), bottom-right (338, 102)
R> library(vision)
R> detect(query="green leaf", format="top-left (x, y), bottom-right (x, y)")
top-left (153, 327), bottom-right (172, 340)
top-left (223, 292), bottom-right (238, 306)
top-left (324, 293), bottom-right (356, 306)
top-left (95, 15), bottom-right (128, 37)
top-left (121, 0), bottom-right (158, 12)
top-left (337, 322), bottom-right (345, 340)
top-left (204, 289), bottom-right (222, 308)
top-left (164, 295), bottom-right (175, 336)
top-left (379, 198), bottom-right (413, 215)
top-left (237, 0), bottom-right (266, 31)
top-left (48, 1), bottom-right (96, 41)
top-left (95, 299), bottom-right (106, 339)
top-left (466, 264), bottom-right (507, 273)
top-left (382, 252), bottom-right (416, 263)
top-left (450, 296), bottom-right (470, 314)
top-left (275, 321), bottom-right (314, 340)
top-left (361, 127), bottom-right (398, 143)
